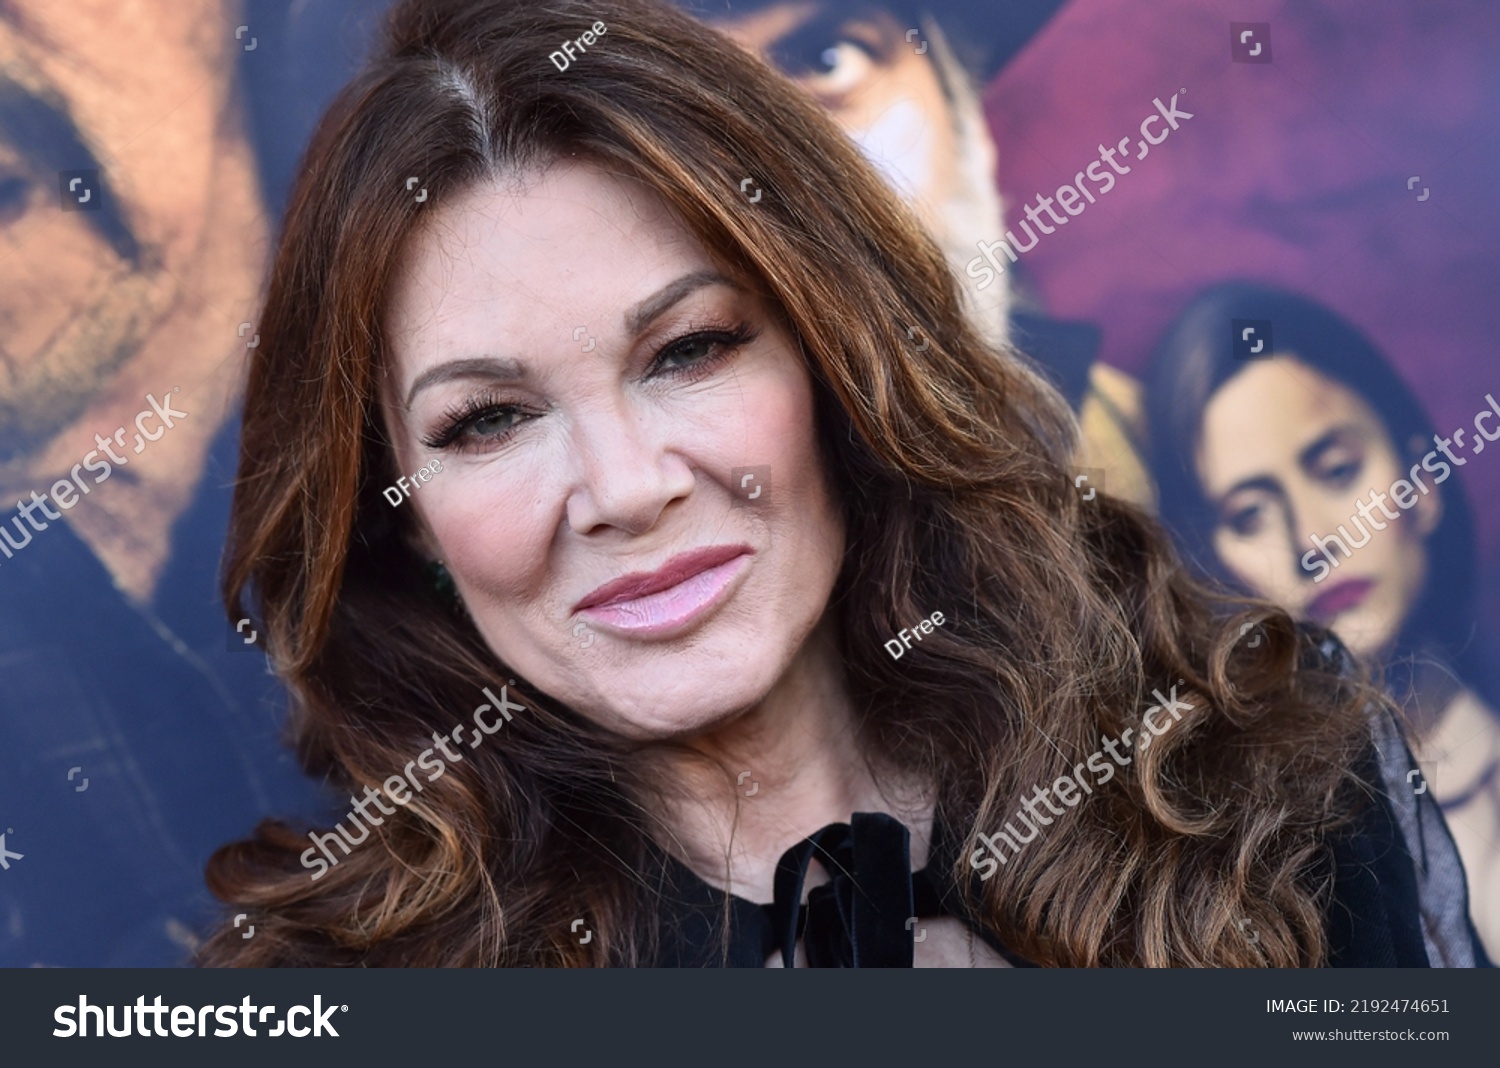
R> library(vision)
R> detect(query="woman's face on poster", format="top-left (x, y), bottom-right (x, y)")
top-left (379, 162), bottom-right (846, 740)
top-left (1195, 355), bottom-right (1438, 658)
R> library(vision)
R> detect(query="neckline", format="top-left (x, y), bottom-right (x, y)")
top-left (651, 809), bottom-right (1033, 967)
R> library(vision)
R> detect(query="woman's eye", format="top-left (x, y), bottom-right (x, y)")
top-left (649, 325), bottom-right (755, 379)
top-left (656, 334), bottom-right (720, 371)
top-left (1226, 503), bottom-right (1264, 538)
top-left (1220, 492), bottom-right (1280, 538)
top-left (1314, 454), bottom-right (1362, 489)
top-left (421, 401), bottom-right (532, 451)
top-left (468, 408), bottom-right (523, 438)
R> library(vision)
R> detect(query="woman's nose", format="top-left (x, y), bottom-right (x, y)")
top-left (565, 400), bottom-right (694, 536)
top-left (1283, 481), bottom-right (1342, 580)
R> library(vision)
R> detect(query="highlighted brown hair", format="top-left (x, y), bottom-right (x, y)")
top-left (201, 0), bottom-right (1378, 967)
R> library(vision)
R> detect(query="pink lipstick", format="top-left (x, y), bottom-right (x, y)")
top-left (574, 544), bottom-right (752, 637)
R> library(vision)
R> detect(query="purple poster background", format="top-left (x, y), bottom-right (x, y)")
top-left (986, 0), bottom-right (1500, 631)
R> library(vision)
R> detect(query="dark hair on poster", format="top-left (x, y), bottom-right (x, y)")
top-left (1145, 281), bottom-right (1493, 707)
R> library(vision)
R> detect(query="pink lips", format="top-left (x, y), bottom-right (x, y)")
top-left (1307, 578), bottom-right (1375, 624)
top-left (574, 544), bottom-right (752, 637)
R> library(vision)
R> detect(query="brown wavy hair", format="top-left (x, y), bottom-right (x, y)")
top-left (200, 0), bottom-right (1383, 967)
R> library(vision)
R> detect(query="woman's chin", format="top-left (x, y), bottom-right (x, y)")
top-left (1321, 606), bottom-right (1398, 661)
top-left (599, 697), bottom-right (757, 743)
top-left (549, 668), bottom-right (772, 742)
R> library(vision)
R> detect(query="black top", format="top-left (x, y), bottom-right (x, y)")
top-left (650, 809), bottom-right (1024, 968)
top-left (649, 781), bottom-right (1474, 968)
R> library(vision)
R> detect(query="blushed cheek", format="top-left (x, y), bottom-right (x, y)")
top-left (421, 483), bottom-right (555, 608)
top-left (739, 365), bottom-right (820, 478)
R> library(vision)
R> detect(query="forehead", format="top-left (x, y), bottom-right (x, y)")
top-left (383, 162), bottom-right (714, 359)
top-left (1196, 356), bottom-right (1387, 489)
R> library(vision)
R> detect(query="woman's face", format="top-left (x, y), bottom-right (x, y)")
top-left (380, 162), bottom-right (846, 739)
top-left (1195, 356), bottom-right (1437, 658)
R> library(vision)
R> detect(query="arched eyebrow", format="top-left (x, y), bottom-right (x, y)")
top-left (0, 72), bottom-right (141, 265)
top-left (1214, 426), bottom-right (1364, 501)
top-left (404, 355), bottom-right (525, 409)
top-left (1219, 474), bottom-right (1280, 500)
top-left (626, 269), bottom-right (735, 335)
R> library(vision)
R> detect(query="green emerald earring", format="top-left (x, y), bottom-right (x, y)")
top-left (426, 559), bottom-right (458, 603)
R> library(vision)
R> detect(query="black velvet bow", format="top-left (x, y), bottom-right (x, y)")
top-left (766, 811), bottom-right (946, 967)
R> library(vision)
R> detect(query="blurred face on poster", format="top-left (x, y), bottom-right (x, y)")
top-left (1195, 356), bottom-right (1437, 660)
top-left (0, 0), bottom-right (264, 597)
top-left (712, 1), bottom-right (1009, 342)
top-left (709, 2), bottom-right (1163, 511)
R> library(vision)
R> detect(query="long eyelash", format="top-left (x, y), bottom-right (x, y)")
top-left (419, 389), bottom-right (520, 450)
top-left (650, 320), bottom-right (759, 380)
top-left (416, 321), bottom-right (759, 451)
